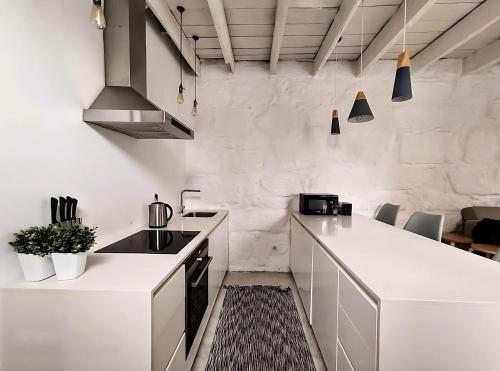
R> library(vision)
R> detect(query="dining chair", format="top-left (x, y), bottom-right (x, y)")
top-left (404, 212), bottom-right (444, 241)
top-left (375, 203), bottom-right (400, 226)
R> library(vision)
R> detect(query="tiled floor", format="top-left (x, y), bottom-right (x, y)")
top-left (191, 272), bottom-right (327, 371)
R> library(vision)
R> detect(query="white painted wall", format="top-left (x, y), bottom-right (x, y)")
top-left (185, 60), bottom-right (500, 272)
top-left (0, 1), bottom-right (195, 284)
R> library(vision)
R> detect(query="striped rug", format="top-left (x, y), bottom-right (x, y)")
top-left (205, 285), bottom-right (316, 371)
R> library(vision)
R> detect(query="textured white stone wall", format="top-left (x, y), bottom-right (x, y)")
top-left (185, 59), bottom-right (500, 272)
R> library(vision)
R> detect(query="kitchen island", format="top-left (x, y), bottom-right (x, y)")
top-left (291, 212), bottom-right (500, 371)
top-left (0, 211), bottom-right (228, 371)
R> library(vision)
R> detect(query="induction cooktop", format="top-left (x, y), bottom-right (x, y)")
top-left (95, 230), bottom-right (200, 254)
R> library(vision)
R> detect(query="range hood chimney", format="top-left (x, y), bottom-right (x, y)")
top-left (83, 0), bottom-right (194, 139)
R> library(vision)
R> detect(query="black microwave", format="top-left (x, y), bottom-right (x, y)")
top-left (299, 193), bottom-right (339, 215)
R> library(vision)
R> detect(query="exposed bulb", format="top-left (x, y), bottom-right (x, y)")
top-left (191, 100), bottom-right (198, 116)
top-left (177, 84), bottom-right (184, 104)
top-left (91, 0), bottom-right (106, 30)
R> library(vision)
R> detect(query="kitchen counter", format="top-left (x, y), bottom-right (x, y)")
top-left (1, 211), bottom-right (228, 293)
top-left (292, 212), bottom-right (500, 303)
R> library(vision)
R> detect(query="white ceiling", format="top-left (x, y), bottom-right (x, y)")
top-left (163, 0), bottom-right (500, 69)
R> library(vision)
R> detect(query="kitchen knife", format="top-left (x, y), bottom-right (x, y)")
top-left (69, 197), bottom-right (78, 222)
top-left (59, 197), bottom-right (67, 223)
top-left (50, 197), bottom-right (58, 224)
top-left (66, 196), bottom-right (73, 224)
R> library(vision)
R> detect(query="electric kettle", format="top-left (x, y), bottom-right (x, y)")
top-left (149, 194), bottom-right (173, 228)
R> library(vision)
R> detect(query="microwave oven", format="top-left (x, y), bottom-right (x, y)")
top-left (299, 193), bottom-right (339, 215)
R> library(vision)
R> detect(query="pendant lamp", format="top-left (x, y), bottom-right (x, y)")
top-left (192, 35), bottom-right (199, 116)
top-left (331, 54), bottom-right (340, 135)
top-left (348, 2), bottom-right (374, 123)
top-left (177, 6), bottom-right (185, 104)
top-left (90, 0), bottom-right (106, 30)
top-left (392, 0), bottom-right (412, 102)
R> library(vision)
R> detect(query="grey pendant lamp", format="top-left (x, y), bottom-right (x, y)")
top-left (392, 0), bottom-right (413, 102)
top-left (192, 35), bottom-right (199, 116)
top-left (331, 54), bottom-right (340, 135)
top-left (90, 0), bottom-right (106, 29)
top-left (348, 2), bottom-right (374, 123)
top-left (176, 6), bottom-right (185, 104)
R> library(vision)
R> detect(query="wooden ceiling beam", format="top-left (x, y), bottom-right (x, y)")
top-left (413, 0), bottom-right (500, 72)
top-left (270, 0), bottom-right (289, 75)
top-left (463, 38), bottom-right (500, 74)
top-left (146, 0), bottom-right (201, 76)
top-left (358, 0), bottom-right (436, 75)
top-left (207, 0), bottom-right (235, 73)
top-left (313, 0), bottom-right (361, 75)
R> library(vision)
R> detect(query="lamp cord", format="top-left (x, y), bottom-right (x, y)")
top-left (334, 54), bottom-right (337, 106)
top-left (360, 2), bottom-right (364, 90)
top-left (179, 11), bottom-right (183, 85)
top-left (403, 0), bottom-right (407, 51)
top-left (194, 39), bottom-right (197, 99)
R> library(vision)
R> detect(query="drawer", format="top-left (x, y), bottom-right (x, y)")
top-left (337, 340), bottom-right (355, 371)
top-left (152, 266), bottom-right (185, 371)
top-left (166, 333), bottom-right (186, 371)
top-left (339, 271), bottom-right (377, 348)
top-left (338, 305), bottom-right (376, 371)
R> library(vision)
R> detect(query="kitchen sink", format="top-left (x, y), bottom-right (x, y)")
top-left (183, 212), bottom-right (217, 218)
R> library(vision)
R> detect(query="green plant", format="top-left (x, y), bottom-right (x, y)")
top-left (9, 225), bottom-right (57, 256)
top-left (52, 225), bottom-right (97, 254)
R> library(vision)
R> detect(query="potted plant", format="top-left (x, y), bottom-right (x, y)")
top-left (9, 225), bottom-right (56, 281)
top-left (51, 224), bottom-right (96, 280)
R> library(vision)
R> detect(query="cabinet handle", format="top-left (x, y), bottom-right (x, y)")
top-left (190, 256), bottom-right (213, 288)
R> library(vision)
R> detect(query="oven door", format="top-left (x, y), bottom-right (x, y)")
top-left (186, 255), bottom-right (213, 356)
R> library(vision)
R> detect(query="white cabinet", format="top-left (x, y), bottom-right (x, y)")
top-left (311, 241), bottom-right (339, 371)
top-left (290, 217), bottom-right (314, 321)
top-left (152, 266), bottom-right (185, 371)
top-left (208, 216), bottom-right (229, 306)
top-left (338, 271), bottom-right (377, 371)
top-left (337, 341), bottom-right (355, 371)
top-left (165, 333), bottom-right (186, 371)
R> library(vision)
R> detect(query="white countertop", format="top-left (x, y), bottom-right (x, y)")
top-left (292, 212), bottom-right (500, 303)
top-left (2, 211), bottom-right (228, 294)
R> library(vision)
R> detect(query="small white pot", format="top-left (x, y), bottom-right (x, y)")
top-left (17, 253), bottom-right (55, 281)
top-left (51, 252), bottom-right (88, 280)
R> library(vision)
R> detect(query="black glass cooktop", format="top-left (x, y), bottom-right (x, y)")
top-left (95, 230), bottom-right (200, 254)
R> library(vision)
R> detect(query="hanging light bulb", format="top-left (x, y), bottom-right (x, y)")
top-left (90, 0), bottom-right (106, 30)
top-left (192, 35), bottom-right (199, 116)
top-left (192, 99), bottom-right (198, 116)
top-left (392, 0), bottom-right (413, 102)
top-left (348, 1), bottom-right (374, 123)
top-left (331, 54), bottom-right (340, 135)
top-left (176, 6), bottom-right (185, 104)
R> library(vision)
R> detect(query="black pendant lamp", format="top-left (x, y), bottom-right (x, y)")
top-left (90, 0), bottom-right (106, 30)
top-left (331, 110), bottom-right (341, 135)
top-left (331, 54), bottom-right (340, 135)
top-left (348, 1), bottom-right (374, 123)
top-left (392, 0), bottom-right (413, 102)
top-left (177, 6), bottom-right (185, 104)
top-left (192, 35), bottom-right (199, 116)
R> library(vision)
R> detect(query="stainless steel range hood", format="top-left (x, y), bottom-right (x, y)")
top-left (83, 0), bottom-right (194, 140)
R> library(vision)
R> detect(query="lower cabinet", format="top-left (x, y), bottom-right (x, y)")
top-left (290, 217), bottom-right (314, 322)
top-left (311, 241), bottom-right (339, 371)
top-left (208, 216), bottom-right (229, 306)
top-left (165, 334), bottom-right (186, 371)
top-left (152, 266), bottom-right (185, 371)
top-left (291, 215), bottom-right (378, 371)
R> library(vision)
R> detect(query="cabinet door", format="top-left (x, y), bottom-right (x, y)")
top-left (208, 216), bottom-right (229, 306)
top-left (152, 266), bottom-right (185, 371)
top-left (312, 241), bottom-right (339, 371)
top-left (290, 217), bottom-right (314, 322)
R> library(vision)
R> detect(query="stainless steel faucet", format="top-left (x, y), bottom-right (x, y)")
top-left (179, 189), bottom-right (201, 214)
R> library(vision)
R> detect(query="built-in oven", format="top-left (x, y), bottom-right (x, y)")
top-left (185, 239), bottom-right (212, 357)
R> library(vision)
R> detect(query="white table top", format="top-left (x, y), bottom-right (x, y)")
top-left (2, 211), bottom-right (228, 294)
top-left (292, 212), bottom-right (500, 303)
